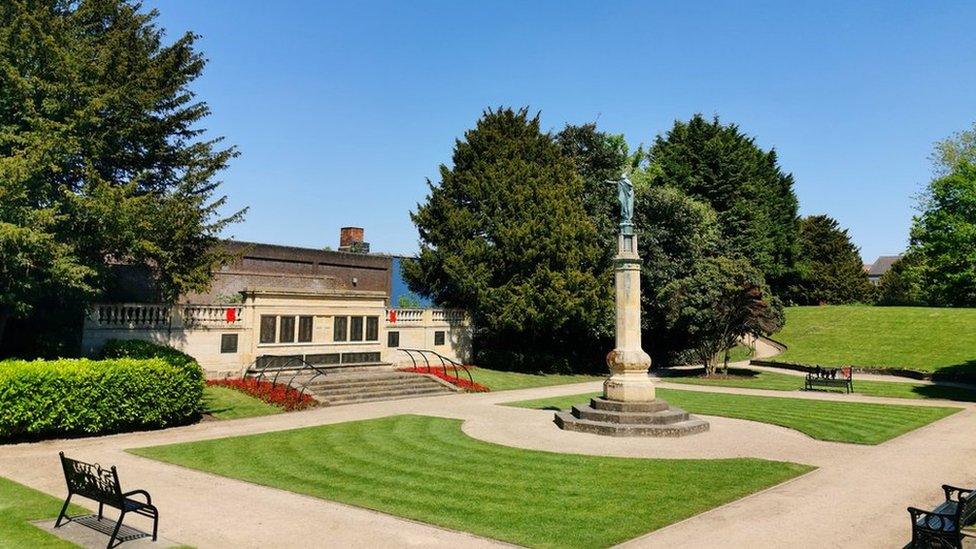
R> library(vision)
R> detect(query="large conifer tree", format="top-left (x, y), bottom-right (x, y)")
top-left (0, 1), bottom-right (242, 354)
top-left (787, 215), bottom-right (873, 305)
top-left (647, 115), bottom-right (800, 293)
top-left (404, 108), bottom-right (609, 372)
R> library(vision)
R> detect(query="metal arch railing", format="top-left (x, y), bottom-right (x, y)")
top-left (246, 355), bottom-right (330, 398)
top-left (398, 348), bottom-right (474, 387)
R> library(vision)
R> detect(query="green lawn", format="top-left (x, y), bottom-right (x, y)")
top-left (202, 386), bottom-right (282, 420)
top-left (662, 367), bottom-right (976, 402)
top-left (774, 305), bottom-right (976, 377)
top-left (0, 476), bottom-right (82, 548)
top-left (506, 388), bottom-right (961, 445)
top-left (131, 415), bottom-right (810, 548)
top-left (469, 367), bottom-right (602, 392)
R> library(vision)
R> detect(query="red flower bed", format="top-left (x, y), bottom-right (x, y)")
top-left (399, 367), bottom-right (490, 392)
top-left (207, 378), bottom-right (317, 411)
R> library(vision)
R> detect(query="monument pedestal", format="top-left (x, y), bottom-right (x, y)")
top-left (556, 229), bottom-right (708, 437)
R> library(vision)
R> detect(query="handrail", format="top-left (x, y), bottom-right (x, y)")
top-left (398, 348), bottom-right (473, 387)
top-left (246, 355), bottom-right (330, 398)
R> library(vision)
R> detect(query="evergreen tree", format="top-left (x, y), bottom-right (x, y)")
top-left (0, 1), bottom-right (242, 354)
top-left (647, 115), bottom-right (800, 293)
top-left (632, 185), bottom-right (721, 366)
top-left (788, 215), bottom-right (874, 304)
top-left (404, 108), bottom-right (610, 373)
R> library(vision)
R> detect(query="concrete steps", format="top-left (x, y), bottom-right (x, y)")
top-left (554, 397), bottom-right (709, 437)
top-left (288, 371), bottom-right (458, 406)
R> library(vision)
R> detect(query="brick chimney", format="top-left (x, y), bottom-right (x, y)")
top-left (338, 227), bottom-right (369, 253)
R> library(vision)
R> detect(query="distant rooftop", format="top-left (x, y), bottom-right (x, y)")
top-left (867, 255), bottom-right (901, 277)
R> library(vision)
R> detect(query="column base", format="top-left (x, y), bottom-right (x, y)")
top-left (603, 372), bottom-right (656, 402)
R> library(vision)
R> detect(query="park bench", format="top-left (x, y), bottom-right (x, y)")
top-left (55, 452), bottom-right (159, 549)
top-left (908, 484), bottom-right (975, 548)
top-left (804, 365), bottom-right (853, 393)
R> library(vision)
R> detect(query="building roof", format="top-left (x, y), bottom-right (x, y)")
top-left (867, 255), bottom-right (901, 277)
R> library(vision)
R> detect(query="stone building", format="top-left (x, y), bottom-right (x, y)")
top-left (82, 229), bottom-right (472, 378)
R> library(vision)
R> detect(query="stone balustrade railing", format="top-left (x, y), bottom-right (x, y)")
top-left (88, 303), bottom-right (245, 329)
top-left (386, 308), bottom-right (468, 325)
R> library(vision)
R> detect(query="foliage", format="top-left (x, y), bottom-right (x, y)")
top-left (646, 114), bottom-right (800, 293)
top-left (556, 124), bottom-right (629, 262)
top-left (0, 0), bottom-right (242, 353)
top-left (661, 256), bottom-right (784, 375)
top-left (875, 254), bottom-right (924, 305)
top-left (396, 293), bottom-right (423, 309)
top-left (100, 338), bottom-right (198, 368)
top-left (206, 378), bottom-right (316, 412)
top-left (904, 161), bottom-right (976, 307)
top-left (774, 305), bottom-right (976, 377)
top-left (930, 121), bottom-right (976, 175)
top-left (403, 108), bottom-right (610, 373)
top-left (398, 368), bottom-right (489, 392)
top-left (0, 356), bottom-right (203, 439)
top-left (633, 185), bottom-right (721, 366)
top-left (787, 215), bottom-right (874, 304)
top-left (132, 414), bottom-right (810, 548)
top-left (508, 388), bottom-right (960, 445)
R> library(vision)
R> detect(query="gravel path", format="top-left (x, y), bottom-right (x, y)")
top-left (0, 379), bottom-right (973, 548)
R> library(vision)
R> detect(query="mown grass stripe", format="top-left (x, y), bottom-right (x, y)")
top-left (131, 415), bottom-right (811, 548)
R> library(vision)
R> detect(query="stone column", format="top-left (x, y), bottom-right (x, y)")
top-left (603, 226), bottom-right (655, 402)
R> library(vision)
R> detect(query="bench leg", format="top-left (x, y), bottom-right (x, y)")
top-left (107, 511), bottom-right (124, 549)
top-left (98, 502), bottom-right (104, 520)
top-left (152, 511), bottom-right (159, 541)
top-left (54, 493), bottom-right (72, 527)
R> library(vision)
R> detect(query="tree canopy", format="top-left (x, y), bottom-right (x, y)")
top-left (0, 0), bottom-right (241, 354)
top-left (788, 215), bottom-right (874, 305)
top-left (403, 108), bottom-right (610, 372)
top-left (646, 115), bottom-right (800, 293)
top-left (905, 161), bottom-right (976, 307)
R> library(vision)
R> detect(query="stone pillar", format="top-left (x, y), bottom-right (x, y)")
top-left (603, 227), bottom-right (655, 402)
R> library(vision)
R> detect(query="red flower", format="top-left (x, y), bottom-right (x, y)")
top-left (207, 378), bottom-right (317, 411)
top-left (397, 367), bottom-right (490, 392)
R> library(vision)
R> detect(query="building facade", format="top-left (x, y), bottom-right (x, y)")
top-left (81, 231), bottom-right (472, 378)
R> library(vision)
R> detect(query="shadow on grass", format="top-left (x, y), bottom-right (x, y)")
top-left (930, 360), bottom-right (976, 383)
top-left (655, 366), bottom-right (764, 379)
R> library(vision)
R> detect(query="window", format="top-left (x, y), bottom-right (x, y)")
top-left (333, 316), bottom-right (348, 342)
top-left (350, 316), bottom-right (364, 341)
top-left (259, 316), bottom-right (276, 344)
top-left (387, 331), bottom-right (399, 348)
top-left (341, 351), bottom-right (380, 364)
top-left (365, 316), bottom-right (379, 341)
top-left (298, 316), bottom-right (314, 343)
top-left (220, 334), bottom-right (238, 353)
top-left (279, 316), bottom-right (296, 343)
top-left (434, 331), bottom-right (445, 346)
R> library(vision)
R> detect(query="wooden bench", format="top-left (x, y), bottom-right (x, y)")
top-left (908, 484), bottom-right (975, 548)
top-left (804, 365), bottom-right (853, 394)
top-left (55, 452), bottom-right (159, 549)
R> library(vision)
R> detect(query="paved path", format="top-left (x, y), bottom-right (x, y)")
top-left (1, 380), bottom-right (974, 548)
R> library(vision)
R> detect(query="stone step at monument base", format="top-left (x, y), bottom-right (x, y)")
top-left (554, 397), bottom-right (709, 437)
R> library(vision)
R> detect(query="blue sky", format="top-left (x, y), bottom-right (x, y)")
top-left (150, 0), bottom-right (975, 263)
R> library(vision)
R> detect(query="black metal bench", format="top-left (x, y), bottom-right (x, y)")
top-left (909, 485), bottom-right (975, 548)
top-left (804, 365), bottom-right (853, 393)
top-left (55, 452), bottom-right (159, 549)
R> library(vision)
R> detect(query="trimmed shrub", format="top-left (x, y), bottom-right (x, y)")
top-left (0, 340), bottom-right (205, 440)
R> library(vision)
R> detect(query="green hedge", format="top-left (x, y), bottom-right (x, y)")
top-left (0, 340), bottom-right (204, 440)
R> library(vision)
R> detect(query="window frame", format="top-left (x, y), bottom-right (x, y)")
top-left (434, 331), bottom-right (445, 346)
top-left (387, 331), bottom-right (400, 348)
top-left (333, 316), bottom-right (348, 342)
top-left (220, 333), bottom-right (239, 353)
top-left (349, 316), bottom-right (364, 342)
top-left (298, 316), bottom-right (314, 343)
top-left (365, 316), bottom-right (379, 341)
top-left (279, 316), bottom-right (296, 343)
top-left (259, 316), bottom-right (277, 344)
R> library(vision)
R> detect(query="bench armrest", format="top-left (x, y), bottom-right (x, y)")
top-left (909, 507), bottom-right (957, 531)
top-left (123, 489), bottom-right (153, 505)
top-left (944, 485), bottom-right (974, 502)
